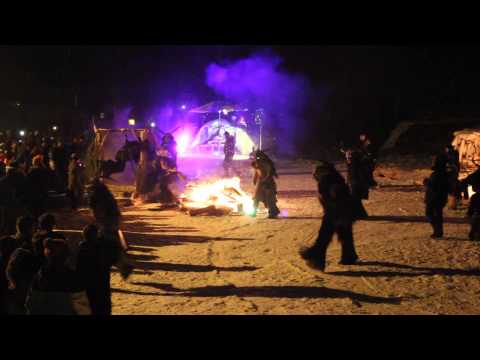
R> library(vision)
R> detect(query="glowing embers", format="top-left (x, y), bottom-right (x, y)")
top-left (180, 177), bottom-right (255, 216)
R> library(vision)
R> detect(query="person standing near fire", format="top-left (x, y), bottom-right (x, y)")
top-left (251, 150), bottom-right (280, 219)
top-left (223, 131), bottom-right (236, 177)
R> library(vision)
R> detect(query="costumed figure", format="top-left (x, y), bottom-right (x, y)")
top-left (251, 150), bottom-right (280, 219)
top-left (223, 131), bottom-right (236, 177)
top-left (300, 161), bottom-right (359, 271)
top-left (445, 144), bottom-right (461, 209)
top-left (423, 154), bottom-right (449, 238)
top-left (345, 149), bottom-right (369, 219)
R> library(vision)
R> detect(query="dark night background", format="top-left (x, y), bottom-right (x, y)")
top-left (1, 45), bottom-right (479, 156)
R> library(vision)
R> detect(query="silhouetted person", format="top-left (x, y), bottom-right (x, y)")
top-left (4, 216), bottom-right (39, 314)
top-left (26, 238), bottom-right (91, 315)
top-left (424, 154), bottom-right (449, 238)
top-left (251, 150), bottom-right (280, 219)
top-left (32, 213), bottom-right (66, 265)
top-left (0, 162), bottom-right (27, 236)
top-left (345, 149), bottom-right (369, 218)
top-left (160, 133), bottom-right (177, 167)
top-left (25, 155), bottom-right (50, 219)
top-left (358, 133), bottom-right (377, 187)
top-left (77, 224), bottom-right (121, 315)
top-left (67, 154), bottom-right (86, 210)
top-left (1, 217), bottom-right (35, 313)
top-left (223, 131), bottom-right (236, 177)
top-left (50, 140), bottom-right (68, 193)
top-left (300, 162), bottom-right (358, 272)
top-left (88, 179), bottom-right (133, 279)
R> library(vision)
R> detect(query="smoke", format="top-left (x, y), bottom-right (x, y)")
top-left (205, 52), bottom-right (311, 155)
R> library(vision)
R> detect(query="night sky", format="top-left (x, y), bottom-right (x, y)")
top-left (2, 45), bottom-right (480, 153)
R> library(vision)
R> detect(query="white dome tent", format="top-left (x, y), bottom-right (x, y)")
top-left (189, 119), bottom-right (256, 158)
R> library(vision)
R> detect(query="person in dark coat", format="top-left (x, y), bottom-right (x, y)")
top-left (445, 145), bottom-right (461, 209)
top-left (345, 149), bottom-right (369, 218)
top-left (26, 238), bottom-right (91, 315)
top-left (223, 131), bottom-right (236, 177)
top-left (0, 163), bottom-right (28, 236)
top-left (467, 183), bottom-right (480, 241)
top-left (423, 154), bottom-right (450, 238)
top-left (88, 179), bottom-right (133, 279)
top-left (300, 161), bottom-right (359, 272)
top-left (77, 224), bottom-right (121, 315)
top-left (67, 154), bottom-right (86, 210)
top-left (358, 133), bottom-right (377, 187)
top-left (50, 140), bottom-right (68, 193)
top-left (160, 133), bottom-right (177, 168)
top-left (251, 150), bottom-right (280, 219)
top-left (25, 155), bottom-right (50, 219)
top-left (4, 216), bottom-right (39, 314)
top-left (32, 213), bottom-right (66, 265)
top-left (0, 216), bottom-right (35, 314)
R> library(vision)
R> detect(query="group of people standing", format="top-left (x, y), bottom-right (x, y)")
top-left (0, 130), bottom-right (90, 237)
top-left (0, 179), bottom-right (132, 315)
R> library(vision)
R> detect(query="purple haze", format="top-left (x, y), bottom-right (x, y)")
top-left (205, 52), bottom-right (311, 155)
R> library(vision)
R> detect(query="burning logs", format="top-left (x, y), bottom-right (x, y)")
top-left (180, 177), bottom-right (255, 216)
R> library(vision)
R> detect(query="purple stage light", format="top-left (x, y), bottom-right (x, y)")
top-left (222, 109), bottom-right (229, 115)
top-left (150, 122), bottom-right (156, 128)
top-left (181, 105), bottom-right (187, 110)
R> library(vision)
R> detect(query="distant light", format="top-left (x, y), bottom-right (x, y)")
top-left (177, 132), bottom-right (191, 155)
top-left (19, 130), bottom-right (25, 137)
top-left (150, 122), bottom-right (156, 128)
top-left (231, 115), bottom-right (237, 121)
top-left (128, 118), bottom-right (136, 126)
top-left (181, 105), bottom-right (187, 110)
top-left (52, 126), bottom-right (58, 131)
top-left (222, 109), bottom-right (229, 115)
top-left (244, 108), bottom-right (248, 111)
top-left (16, 102), bottom-right (21, 107)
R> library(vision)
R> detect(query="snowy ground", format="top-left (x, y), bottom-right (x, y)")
top-left (54, 157), bottom-right (480, 315)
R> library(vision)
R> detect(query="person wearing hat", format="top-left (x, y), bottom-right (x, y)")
top-left (423, 153), bottom-right (450, 238)
top-left (300, 161), bottom-right (359, 272)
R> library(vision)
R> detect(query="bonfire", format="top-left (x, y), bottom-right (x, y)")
top-left (179, 177), bottom-right (255, 216)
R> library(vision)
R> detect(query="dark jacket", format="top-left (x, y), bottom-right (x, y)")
top-left (315, 163), bottom-right (356, 225)
top-left (26, 264), bottom-right (90, 315)
top-left (346, 150), bottom-right (370, 199)
top-left (424, 169), bottom-right (449, 207)
top-left (77, 237), bottom-right (121, 315)
top-left (32, 231), bottom-right (66, 264)
top-left (5, 241), bottom-right (41, 313)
